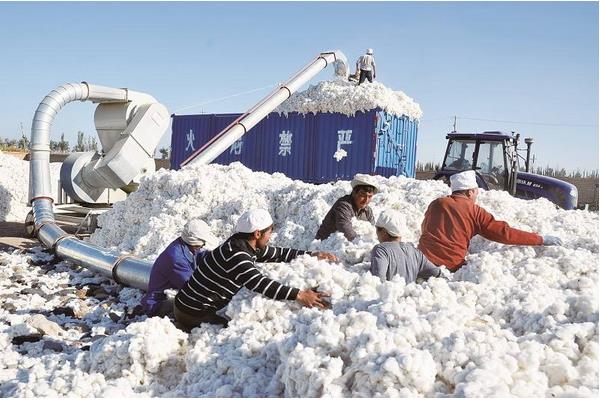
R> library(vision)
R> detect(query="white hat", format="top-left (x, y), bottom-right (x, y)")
top-left (375, 210), bottom-right (406, 238)
top-left (181, 219), bottom-right (219, 250)
top-left (351, 173), bottom-right (379, 193)
top-left (450, 170), bottom-right (478, 192)
top-left (367, 48), bottom-right (373, 55)
top-left (234, 209), bottom-right (274, 233)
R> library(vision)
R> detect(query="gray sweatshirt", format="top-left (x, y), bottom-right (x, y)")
top-left (370, 241), bottom-right (441, 283)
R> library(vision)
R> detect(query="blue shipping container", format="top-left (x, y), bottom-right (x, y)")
top-left (171, 109), bottom-right (418, 182)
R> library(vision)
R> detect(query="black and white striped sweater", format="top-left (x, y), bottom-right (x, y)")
top-left (175, 236), bottom-right (308, 315)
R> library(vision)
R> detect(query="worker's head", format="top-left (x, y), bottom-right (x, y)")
top-left (351, 174), bottom-right (379, 209)
top-left (234, 209), bottom-right (274, 250)
top-left (375, 210), bottom-right (405, 243)
top-left (366, 48), bottom-right (374, 55)
top-left (181, 219), bottom-right (219, 252)
top-left (450, 170), bottom-right (479, 202)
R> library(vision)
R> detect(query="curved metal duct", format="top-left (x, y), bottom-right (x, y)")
top-left (29, 82), bottom-right (152, 290)
top-left (29, 50), bottom-right (347, 292)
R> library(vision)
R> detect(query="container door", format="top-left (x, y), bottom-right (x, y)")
top-left (205, 113), bottom-right (262, 170)
top-left (170, 115), bottom-right (214, 170)
top-left (373, 111), bottom-right (418, 178)
top-left (253, 112), bottom-right (311, 180)
top-left (311, 111), bottom-right (374, 183)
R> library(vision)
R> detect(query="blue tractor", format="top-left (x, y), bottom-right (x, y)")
top-left (434, 131), bottom-right (578, 209)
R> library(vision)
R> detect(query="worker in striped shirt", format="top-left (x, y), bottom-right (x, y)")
top-left (174, 209), bottom-right (338, 331)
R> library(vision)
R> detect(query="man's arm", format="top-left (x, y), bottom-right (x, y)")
top-left (256, 246), bottom-right (308, 263)
top-left (476, 206), bottom-right (543, 246)
top-left (231, 255), bottom-right (300, 301)
top-left (169, 258), bottom-right (195, 289)
top-left (370, 245), bottom-right (390, 281)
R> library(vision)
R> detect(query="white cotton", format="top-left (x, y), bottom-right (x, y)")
top-left (0, 152), bottom-right (61, 222)
top-left (275, 80), bottom-right (423, 120)
top-left (333, 148), bottom-right (347, 162)
top-left (1, 143), bottom-right (598, 397)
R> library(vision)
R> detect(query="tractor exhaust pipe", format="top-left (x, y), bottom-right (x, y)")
top-left (524, 137), bottom-right (534, 173)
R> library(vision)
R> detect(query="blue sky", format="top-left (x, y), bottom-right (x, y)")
top-left (0, 1), bottom-right (597, 171)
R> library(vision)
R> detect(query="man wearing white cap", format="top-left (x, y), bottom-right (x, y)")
top-left (141, 219), bottom-right (219, 317)
top-left (371, 210), bottom-right (442, 283)
top-left (174, 209), bottom-right (338, 330)
top-left (356, 48), bottom-right (377, 85)
top-left (418, 170), bottom-right (562, 271)
top-left (316, 173), bottom-right (378, 241)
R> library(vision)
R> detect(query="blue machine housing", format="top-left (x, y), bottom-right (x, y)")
top-left (515, 172), bottom-right (578, 210)
top-left (170, 109), bottom-right (419, 182)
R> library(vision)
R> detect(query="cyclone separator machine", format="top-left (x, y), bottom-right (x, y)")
top-left (27, 50), bottom-right (349, 291)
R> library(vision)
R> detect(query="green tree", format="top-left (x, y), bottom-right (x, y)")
top-left (73, 131), bottom-right (86, 152)
top-left (85, 135), bottom-right (98, 151)
top-left (17, 134), bottom-right (29, 150)
top-left (158, 146), bottom-right (170, 160)
top-left (58, 133), bottom-right (70, 153)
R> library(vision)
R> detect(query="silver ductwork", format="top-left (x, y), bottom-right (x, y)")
top-left (29, 82), bottom-right (152, 291)
top-left (181, 50), bottom-right (348, 167)
top-left (29, 50), bottom-right (347, 292)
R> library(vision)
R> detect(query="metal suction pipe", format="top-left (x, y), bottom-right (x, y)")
top-left (182, 50), bottom-right (347, 167)
top-left (29, 82), bottom-right (152, 291)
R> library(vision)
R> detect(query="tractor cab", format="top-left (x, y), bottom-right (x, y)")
top-left (437, 131), bottom-right (515, 192)
top-left (434, 131), bottom-right (578, 209)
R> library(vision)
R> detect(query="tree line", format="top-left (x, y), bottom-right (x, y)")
top-left (1, 132), bottom-right (171, 160)
top-left (416, 161), bottom-right (599, 179)
top-left (0, 131), bottom-right (98, 153)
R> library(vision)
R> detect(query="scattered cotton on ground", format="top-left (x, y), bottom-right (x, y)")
top-left (0, 152), bottom-right (61, 223)
top-left (0, 161), bottom-right (586, 397)
top-left (275, 80), bottom-right (423, 120)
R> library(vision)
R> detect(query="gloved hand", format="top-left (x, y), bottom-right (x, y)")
top-left (542, 235), bottom-right (563, 246)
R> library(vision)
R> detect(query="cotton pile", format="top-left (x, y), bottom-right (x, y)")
top-left (275, 80), bottom-right (423, 120)
top-left (66, 161), bottom-right (598, 397)
top-left (0, 152), bottom-right (61, 223)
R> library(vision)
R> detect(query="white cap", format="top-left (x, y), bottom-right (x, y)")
top-left (375, 209), bottom-right (406, 238)
top-left (351, 173), bottom-right (379, 193)
top-left (367, 48), bottom-right (373, 55)
top-left (450, 170), bottom-right (478, 192)
top-left (181, 219), bottom-right (219, 250)
top-left (234, 209), bottom-right (274, 233)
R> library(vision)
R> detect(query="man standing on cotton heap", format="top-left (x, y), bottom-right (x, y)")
top-left (141, 219), bottom-right (219, 317)
top-left (356, 48), bottom-right (377, 85)
top-left (371, 209), bottom-right (443, 282)
top-left (174, 209), bottom-right (338, 331)
top-left (418, 170), bottom-right (563, 272)
top-left (315, 173), bottom-right (378, 241)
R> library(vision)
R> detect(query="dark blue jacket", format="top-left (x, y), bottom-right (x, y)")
top-left (141, 238), bottom-right (207, 315)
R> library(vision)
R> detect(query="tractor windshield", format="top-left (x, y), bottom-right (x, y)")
top-left (475, 141), bottom-right (508, 190)
top-left (444, 140), bottom-right (476, 170)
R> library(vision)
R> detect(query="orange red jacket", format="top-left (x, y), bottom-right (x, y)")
top-left (418, 194), bottom-right (543, 271)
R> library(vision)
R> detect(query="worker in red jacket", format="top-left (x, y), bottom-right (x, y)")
top-left (418, 170), bottom-right (562, 271)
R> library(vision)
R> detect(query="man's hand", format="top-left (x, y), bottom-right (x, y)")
top-left (312, 251), bottom-right (339, 263)
top-left (542, 235), bottom-right (563, 246)
top-left (296, 289), bottom-right (331, 309)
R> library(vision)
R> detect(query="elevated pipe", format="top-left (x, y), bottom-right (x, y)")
top-left (181, 50), bottom-right (348, 167)
top-left (29, 50), bottom-right (347, 291)
top-left (29, 82), bottom-right (152, 290)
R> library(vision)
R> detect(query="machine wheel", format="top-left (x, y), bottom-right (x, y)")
top-left (24, 210), bottom-right (36, 238)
